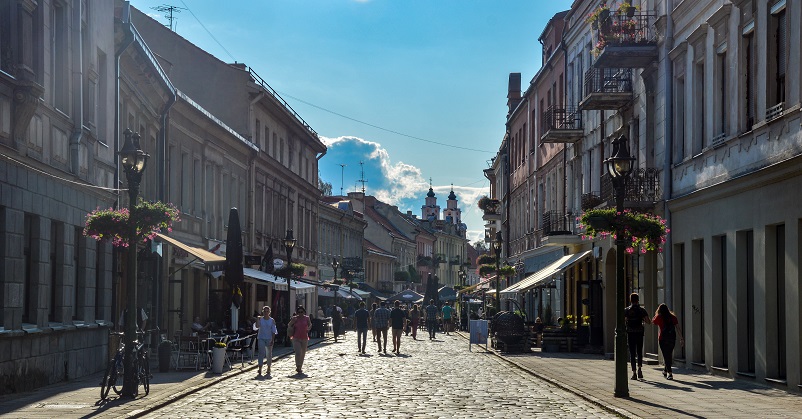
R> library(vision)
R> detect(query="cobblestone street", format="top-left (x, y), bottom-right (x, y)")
top-left (143, 333), bottom-right (614, 418)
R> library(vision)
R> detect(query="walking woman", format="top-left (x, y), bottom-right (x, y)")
top-left (652, 303), bottom-right (685, 380)
top-left (288, 305), bottom-right (311, 375)
top-left (409, 304), bottom-right (420, 340)
top-left (253, 306), bottom-right (278, 377)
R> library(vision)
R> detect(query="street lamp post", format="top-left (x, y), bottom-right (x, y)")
top-left (605, 135), bottom-right (635, 398)
top-left (118, 129), bottom-right (149, 398)
top-left (283, 229), bottom-right (297, 346)
top-left (332, 258), bottom-right (339, 310)
top-left (492, 231), bottom-right (503, 313)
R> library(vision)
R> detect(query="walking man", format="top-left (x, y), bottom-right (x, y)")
top-left (373, 301), bottom-right (391, 354)
top-left (353, 301), bottom-right (370, 354)
top-left (441, 301), bottom-right (454, 335)
top-left (425, 299), bottom-right (439, 340)
top-left (624, 292), bottom-right (651, 380)
top-left (389, 300), bottom-right (408, 354)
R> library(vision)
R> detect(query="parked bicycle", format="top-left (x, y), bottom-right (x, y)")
top-left (100, 329), bottom-right (154, 399)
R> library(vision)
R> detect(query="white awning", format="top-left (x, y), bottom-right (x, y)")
top-left (155, 233), bottom-right (225, 272)
top-left (500, 250), bottom-right (592, 296)
top-left (243, 268), bottom-right (316, 295)
top-left (318, 286), bottom-right (362, 300)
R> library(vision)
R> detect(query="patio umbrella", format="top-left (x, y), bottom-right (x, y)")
top-left (385, 289), bottom-right (424, 304)
top-left (225, 208), bottom-right (244, 331)
top-left (225, 208), bottom-right (244, 286)
top-left (438, 286), bottom-right (457, 301)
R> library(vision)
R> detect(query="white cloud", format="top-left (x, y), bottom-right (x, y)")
top-left (321, 135), bottom-right (489, 240)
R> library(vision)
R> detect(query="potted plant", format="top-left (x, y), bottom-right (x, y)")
top-left (585, 2), bottom-right (611, 30)
top-left (158, 340), bottom-right (173, 372)
top-left (211, 341), bottom-right (227, 373)
top-left (617, 1), bottom-right (638, 17)
top-left (579, 208), bottom-right (669, 254)
top-left (84, 199), bottom-right (180, 247)
top-left (477, 196), bottom-right (500, 214)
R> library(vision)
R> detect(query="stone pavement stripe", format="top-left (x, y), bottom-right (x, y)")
top-left (457, 332), bottom-right (634, 419)
top-left (126, 339), bottom-right (326, 419)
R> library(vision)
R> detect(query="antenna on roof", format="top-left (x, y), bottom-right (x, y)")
top-left (339, 164), bottom-right (346, 196)
top-left (151, 4), bottom-right (186, 32)
top-left (358, 161), bottom-right (368, 193)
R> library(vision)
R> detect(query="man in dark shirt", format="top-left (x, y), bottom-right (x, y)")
top-left (425, 300), bottom-right (439, 340)
top-left (389, 300), bottom-right (408, 354)
top-left (624, 292), bottom-right (651, 380)
top-left (353, 301), bottom-right (370, 354)
top-left (373, 301), bottom-right (391, 354)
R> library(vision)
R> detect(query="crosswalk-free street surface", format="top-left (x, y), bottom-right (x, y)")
top-left (143, 332), bottom-right (614, 418)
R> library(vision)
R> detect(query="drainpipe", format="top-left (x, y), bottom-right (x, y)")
top-left (560, 34), bottom-right (569, 230)
top-left (154, 88), bottom-right (176, 341)
top-left (662, 0), bottom-right (675, 306)
top-left (247, 90), bottom-right (265, 251)
top-left (113, 1), bottom-right (135, 324)
top-left (69, 0), bottom-right (83, 176)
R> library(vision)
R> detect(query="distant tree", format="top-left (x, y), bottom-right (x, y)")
top-left (472, 240), bottom-right (488, 253)
top-left (318, 172), bottom-right (333, 195)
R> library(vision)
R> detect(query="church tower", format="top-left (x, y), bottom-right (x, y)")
top-left (421, 179), bottom-right (440, 221)
top-left (442, 184), bottom-right (462, 225)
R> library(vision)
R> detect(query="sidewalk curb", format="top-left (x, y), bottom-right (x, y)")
top-left (129, 338), bottom-right (331, 418)
top-left (456, 332), bottom-right (636, 419)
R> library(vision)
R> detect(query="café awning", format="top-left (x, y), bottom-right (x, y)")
top-left (155, 233), bottom-right (225, 272)
top-left (500, 250), bottom-right (592, 296)
top-left (242, 268), bottom-right (316, 295)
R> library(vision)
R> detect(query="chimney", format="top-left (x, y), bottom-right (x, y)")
top-left (507, 72), bottom-right (522, 116)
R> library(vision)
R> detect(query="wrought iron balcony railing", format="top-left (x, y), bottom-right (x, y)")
top-left (599, 168), bottom-right (662, 207)
top-left (541, 211), bottom-right (574, 236)
top-left (579, 68), bottom-right (633, 110)
top-left (541, 106), bottom-right (583, 143)
top-left (593, 12), bottom-right (658, 68)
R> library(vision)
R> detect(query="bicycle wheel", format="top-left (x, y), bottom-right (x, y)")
top-left (140, 351), bottom-right (150, 395)
top-left (111, 358), bottom-right (124, 395)
top-left (100, 360), bottom-right (116, 399)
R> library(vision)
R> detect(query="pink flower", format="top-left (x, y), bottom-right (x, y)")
top-left (640, 248), bottom-right (647, 254)
top-left (626, 247), bottom-right (635, 254)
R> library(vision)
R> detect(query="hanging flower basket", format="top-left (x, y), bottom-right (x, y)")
top-left (578, 208), bottom-right (669, 254)
top-left (477, 264), bottom-right (516, 278)
top-left (83, 200), bottom-right (180, 247)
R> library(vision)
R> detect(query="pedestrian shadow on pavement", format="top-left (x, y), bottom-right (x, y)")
top-left (625, 395), bottom-right (706, 418)
top-left (289, 373), bottom-right (308, 379)
top-left (395, 353), bottom-right (411, 358)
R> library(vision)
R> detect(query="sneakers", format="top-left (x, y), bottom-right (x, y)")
top-left (662, 370), bottom-right (667, 378)
top-left (631, 372), bottom-right (638, 380)
top-left (637, 369), bottom-right (643, 379)
top-left (667, 373), bottom-right (674, 380)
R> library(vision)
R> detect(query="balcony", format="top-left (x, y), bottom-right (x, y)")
top-left (599, 168), bottom-right (662, 209)
top-left (540, 211), bottom-right (583, 247)
top-left (541, 106), bottom-right (583, 143)
top-left (592, 13), bottom-right (658, 69)
top-left (480, 198), bottom-right (502, 222)
top-left (579, 68), bottom-right (633, 111)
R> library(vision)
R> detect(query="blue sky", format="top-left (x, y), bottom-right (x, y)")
top-left (130, 0), bottom-right (572, 242)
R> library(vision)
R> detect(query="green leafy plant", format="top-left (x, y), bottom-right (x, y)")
top-left (476, 254), bottom-right (495, 265)
top-left (275, 263), bottom-right (305, 278)
top-left (617, 1), bottom-right (639, 15)
top-left (83, 200), bottom-right (180, 247)
top-left (579, 208), bottom-right (669, 253)
top-left (585, 2), bottom-right (611, 25)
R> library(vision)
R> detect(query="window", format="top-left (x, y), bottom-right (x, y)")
top-left (674, 73), bottom-right (686, 160)
top-left (743, 31), bottom-right (755, 129)
top-left (181, 152), bottom-right (190, 210)
top-left (713, 235), bottom-right (727, 368)
top-left (272, 133), bottom-right (278, 159)
top-left (193, 159), bottom-right (202, 214)
top-left (97, 50), bottom-right (108, 143)
top-left (49, 221), bottom-right (63, 322)
top-left (52, 2), bottom-right (68, 112)
top-left (736, 230), bottom-right (755, 373)
top-left (692, 239), bottom-right (705, 364)
top-left (23, 214), bottom-right (34, 324)
top-left (768, 7), bottom-right (786, 116)
top-left (73, 226), bottom-right (84, 321)
top-left (264, 126), bottom-right (269, 152)
top-left (255, 119), bottom-right (261, 148)
top-left (716, 51), bottom-right (727, 140)
top-left (693, 59), bottom-right (705, 154)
